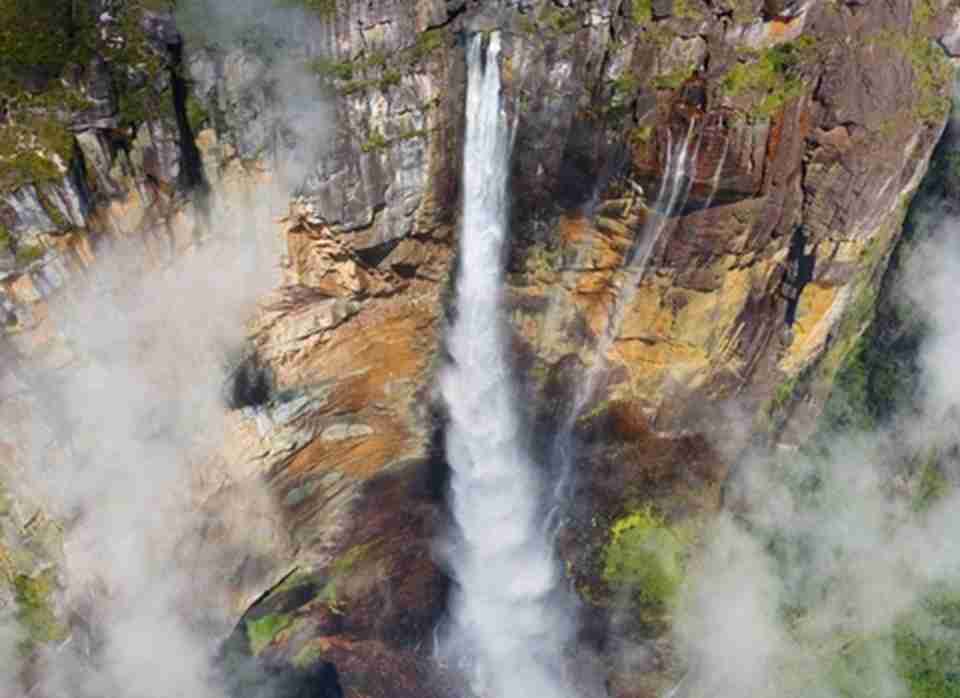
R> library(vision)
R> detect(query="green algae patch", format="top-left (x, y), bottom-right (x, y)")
top-left (246, 613), bottom-right (294, 655)
top-left (603, 508), bottom-right (688, 607)
top-left (13, 570), bottom-right (67, 651)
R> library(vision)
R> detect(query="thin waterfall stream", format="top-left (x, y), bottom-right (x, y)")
top-left (548, 121), bottom-right (702, 523)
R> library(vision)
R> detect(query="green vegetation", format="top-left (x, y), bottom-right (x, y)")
top-left (40, 193), bottom-right (68, 229)
top-left (653, 64), bottom-right (696, 90)
top-left (408, 28), bottom-right (446, 64)
top-left (359, 126), bottom-right (428, 154)
top-left (872, 32), bottom-right (952, 124)
top-left (673, 0), bottom-right (704, 20)
top-left (301, 0), bottom-right (337, 16)
top-left (0, 115), bottom-right (74, 193)
top-left (721, 39), bottom-right (817, 117)
top-left (0, 0), bottom-right (97, 88)
top-left (311, 57), bottom-right (355, 81)
top-left (628, 125), bottom-right (654, 146)
top-left (813, 195), bottom-right (914, 438)
top-left (769, 372), bottom-right (802, 416)
top-left (310, 27), bottom-right (446, 95)
top-left (907, 38), bottom-right (952, 124)
top-left (912, 448), bottom-right (948, 512)
top-left (524, 242), bottom-right (562, 277)
top-left (895, 589), bottom-right (960, 698)
top-left (631, 0), bottom-right (653, 24)
top-left (15, 244), bottom-right (45, 265)
top-left (361, 129), bottom-right (389, 154)
top-left (0, 148), bottom-right (63, 193)
top-left (605, 71), bottom-right (642, 121)
top-left (13, 570), bottom-right (67, 652)
top-left (318, 542), bottom-right (376, 608)
top-left (292, 641), bottom-right (326, 669)
top-left (186, 96), bottom-right (211, 133)
top-left (818, 338), bottom-right (877, 434)
top-left (0, 0), bottom-right (169, 192)
top-left (829, 634), bottom-right (898, 698)
top-left (311, 56), bottom-right (405, 95)
top-left (603, 507), bottom-right (688, 608)
top-left (246, 612), bottom-right (293, 655)
top-left (912, 0), bottom-right (938, 31)
top-left (540, 5), bottom-right (580, 35)
top-left (380, 68), bottom-right (402, 89)
top-left (828, 589), bottom-right (960, 698)
top-left (578, 399), bottom-right (612, 424)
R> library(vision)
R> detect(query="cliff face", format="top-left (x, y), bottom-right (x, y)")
top-left (0, 0), bottom-right (957, 697)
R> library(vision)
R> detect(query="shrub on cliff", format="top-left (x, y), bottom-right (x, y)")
top-left (0, 0), bottom-right (95, 88)
top-left (603, 507), bottom-right (688, 610)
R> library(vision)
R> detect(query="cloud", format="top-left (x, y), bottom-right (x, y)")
top-left (672, 124), bottom-right (960, 698)
top-left (0, 2), bottom-right (334, 696)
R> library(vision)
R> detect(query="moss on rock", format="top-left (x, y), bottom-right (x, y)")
top-left (246, 612), bottom-right (294, 655)
top-left (603, 507), bottom-right (688, 608)
top-left (13, 569), bottom-right (67, 651)
top-left (721, 39), bottom-right (816, 117)
top-left (318, 541), bottom-right (377, 608)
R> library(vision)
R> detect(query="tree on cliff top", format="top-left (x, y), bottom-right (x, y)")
top-left (0, 0), bottom-right (98, 89)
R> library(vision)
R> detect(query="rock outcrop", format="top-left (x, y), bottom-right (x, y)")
top-left (0, 0), bottom-right (958, 697)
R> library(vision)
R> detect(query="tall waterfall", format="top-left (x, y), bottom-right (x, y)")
top-left (440, 32), bottom-right (571, 698)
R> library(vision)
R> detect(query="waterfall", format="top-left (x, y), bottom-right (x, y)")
top-left (604, 119), bottom-right (700, 355)
top-left (701, 135), bottom-right (729, 212)
top-left (578, 120), bottom-right (700, 409)
top-left (439, 32), bottom-right (571, 698)
top-left (547, 121), bottom-right (702, 523)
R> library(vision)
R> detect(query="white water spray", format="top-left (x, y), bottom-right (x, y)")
top-left (440, 33), bottom-right (572, 698)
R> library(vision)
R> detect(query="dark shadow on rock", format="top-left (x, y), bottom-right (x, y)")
top-left (225, 352), bottom-right (274, 409)
top-left (780, 223), bottom-right (816, 327)
top-left (224, 657), bottom-right (343, 698)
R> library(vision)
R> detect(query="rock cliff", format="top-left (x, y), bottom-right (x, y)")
top-left (0, 0), bottom-right (958, 697)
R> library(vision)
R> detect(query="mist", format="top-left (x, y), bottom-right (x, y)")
top-left (0, 1), bottom-right (331, 696)
top-left (671, 115), bottom-right (960, 698)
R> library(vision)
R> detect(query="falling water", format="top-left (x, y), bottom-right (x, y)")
top-left (547, 121), bottom-right (702, 523)
top-left (589, 122), bottom-right (698, 393)
top-left (701, 135), bottom-right (729, 212)
top-left (439, 32), bottom-right (571, 698)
